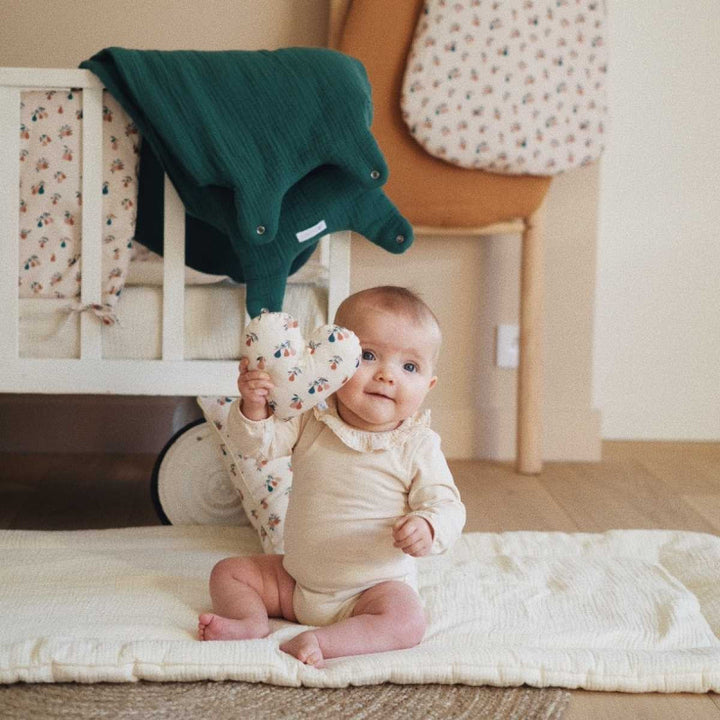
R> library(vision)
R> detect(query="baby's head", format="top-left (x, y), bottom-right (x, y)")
top-left (333, 286), bottom-right (441, 432)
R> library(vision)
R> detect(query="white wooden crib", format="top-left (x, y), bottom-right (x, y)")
top-left (0, 67), bottom-right (351, 398)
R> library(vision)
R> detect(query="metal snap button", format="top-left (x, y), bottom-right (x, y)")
top-left (396, 234), bottom-right (405, 244)
top-left (370, 170), bottom-right (381, 180)
top-left (256, 225), bottom-right (266, 235)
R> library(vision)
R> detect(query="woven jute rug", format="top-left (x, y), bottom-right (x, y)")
top-left (0, 681), bottom-right (571, 719)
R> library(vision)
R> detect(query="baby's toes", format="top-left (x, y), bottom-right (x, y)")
top-left (299, 646), bottom-right (318, 665)
top-left (309, 652), bottom-right (325, 668)
top-left (301, 649), bottom-right (325, 668)
top-left (280, 632), bottom-right (326, 668)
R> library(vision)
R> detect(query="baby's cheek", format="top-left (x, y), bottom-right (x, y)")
top-left (337, 369), bottom-right (364, 396)
top-left (335, 383), bottom-right (351, 404)
top-left (334, 381), bottom-right (358, 413)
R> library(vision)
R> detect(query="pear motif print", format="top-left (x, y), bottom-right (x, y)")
top-left (18, 89), bottom-right (139, 312)
top-left (239, 311), bottom-right (361, 420)
top-left (196, 395), bottom-right (294, 553)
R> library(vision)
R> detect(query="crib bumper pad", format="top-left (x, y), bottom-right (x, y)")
top-left (18, 89), bottom-right (139, 307)
top-left (80, 47), bottom-right (413, 316)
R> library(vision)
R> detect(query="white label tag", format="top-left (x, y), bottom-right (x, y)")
top-left (296, 219), bottom-right (328, 243)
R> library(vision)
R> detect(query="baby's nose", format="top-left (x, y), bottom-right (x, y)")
top-left (375, 366), bottom-right (395, 383)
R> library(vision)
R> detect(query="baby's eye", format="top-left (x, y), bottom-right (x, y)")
top-left (362, 350), bottom-right (376, 362)
top-left (403, 362), bottom-right (418, 373)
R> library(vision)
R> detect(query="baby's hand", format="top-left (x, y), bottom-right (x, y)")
top-left (392, 515), bottom-right (434, 557)
top-left (237, 357), bottom-right (274, 420)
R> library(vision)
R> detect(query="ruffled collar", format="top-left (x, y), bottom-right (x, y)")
top-left (313, 395), bottom-right (431, 452)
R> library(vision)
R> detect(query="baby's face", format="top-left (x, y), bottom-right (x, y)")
top-left (335, 307), bottom-right (438, 432)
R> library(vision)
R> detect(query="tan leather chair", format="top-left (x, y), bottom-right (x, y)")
top-left (330, 0), bottom-right (552, 474)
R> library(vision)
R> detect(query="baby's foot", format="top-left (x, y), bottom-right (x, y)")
top-left (280, 630), bottom-right (326, 668)
top-left (197, 612), bottom-right (266, 641)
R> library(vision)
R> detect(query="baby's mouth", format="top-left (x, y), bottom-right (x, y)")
top-left (367, 391), bottom-right (394, 401)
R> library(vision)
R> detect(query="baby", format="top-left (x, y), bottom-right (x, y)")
top-left (198, 286), bottom-right (465, 667)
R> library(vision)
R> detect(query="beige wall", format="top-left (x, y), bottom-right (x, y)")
top-left (350, 166), bottom-right (601, 461)
top-left (594, 1), bottom-right (720, 441)
top-left (0, 0), bottom-right (330, 63)
top-left (0, 0), bottom-right (601, 460)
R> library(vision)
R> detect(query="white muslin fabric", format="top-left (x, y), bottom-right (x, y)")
top-left (1, 526), bottom-right (719, 691)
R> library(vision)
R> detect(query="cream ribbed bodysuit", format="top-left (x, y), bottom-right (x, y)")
top-left (226, 396), bottom-right (465, 626)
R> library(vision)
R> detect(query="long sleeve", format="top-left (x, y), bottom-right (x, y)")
top-left (406, 431), bottom-right (466, 555)
top-left (224, 398), bottom-right (302, 460)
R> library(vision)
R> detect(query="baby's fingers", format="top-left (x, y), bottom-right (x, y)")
top-left (241, 371), bottom-right (273, 384)
top-left (394, 528), bottom-right (427, 556)
top-left (401, 538), bottom-right (430, 557)
top-left (393, 515), bottom-right (422, 541)
top-left (393, 526), bottom-right (418, 549)
top-left (392, 515), bottom-right (413, 536)
top-left (238, 367), bottom-right (274, 398)
top-left (241, 376), bottom-right (274, 393)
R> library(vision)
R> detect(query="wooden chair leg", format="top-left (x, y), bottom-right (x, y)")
top-left (517, 203), bottom-right (545, 475)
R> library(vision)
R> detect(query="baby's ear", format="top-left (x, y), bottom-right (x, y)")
top-left (428, 376), bottom-right (438, 391)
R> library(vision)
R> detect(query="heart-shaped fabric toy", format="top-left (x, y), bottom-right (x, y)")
top-left (240, 311), bottom-right (361, 421)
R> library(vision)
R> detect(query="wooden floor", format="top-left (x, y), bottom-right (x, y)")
top-left (1, 441), bottom-right (718, 718)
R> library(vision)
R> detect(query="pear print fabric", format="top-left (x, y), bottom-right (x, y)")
top-left (18, 90), bottom-right (139, 319)
top-left (401, 0), bottom-right (608, 175)
top-left (196, 395), bottom-right (291, 553)
top-left (240, 311), bottom-right (361, 421)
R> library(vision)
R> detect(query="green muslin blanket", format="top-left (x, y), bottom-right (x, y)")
top-left (80, 47), bottom-right (412, 315)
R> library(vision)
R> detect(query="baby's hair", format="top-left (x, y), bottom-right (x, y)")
top-left (335, 286), bottom-right (442, 362)
top-left (334, 285), bottom-right (436, 326)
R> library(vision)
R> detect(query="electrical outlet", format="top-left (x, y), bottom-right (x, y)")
top-left (496, 324), bottom-right (519, 368)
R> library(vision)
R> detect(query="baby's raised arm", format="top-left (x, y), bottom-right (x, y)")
top-left (237, 357), bottom-right (274, 421)
top-left (226, 359), bottom-right (304, 461)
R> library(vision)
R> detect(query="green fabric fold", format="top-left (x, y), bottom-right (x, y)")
top-left (80, 47), bottom-right (413, 316)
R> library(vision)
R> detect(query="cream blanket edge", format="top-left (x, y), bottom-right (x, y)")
top-left (1, 526), bottom-right (718, 691)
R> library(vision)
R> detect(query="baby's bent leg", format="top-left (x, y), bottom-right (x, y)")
top-left (199, 554), bottom-right (296, 641)
top-left (280, 581), bottom-right (425, 666)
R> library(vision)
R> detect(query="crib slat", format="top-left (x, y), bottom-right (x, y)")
top-left (328, 230), bottom-right (351, 322)
top-left (80, 86), bottom-right (104, 360)
top-left (0, 87), bottom-right (20, 360)
top-left (162, 175), bottom-right (185, 362)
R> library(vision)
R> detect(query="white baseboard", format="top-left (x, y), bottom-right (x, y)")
top-left (431, 402), bottom-right (602, 462)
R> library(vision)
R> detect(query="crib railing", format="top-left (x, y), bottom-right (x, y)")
top-left (0, 67), bottom-right (350, 395)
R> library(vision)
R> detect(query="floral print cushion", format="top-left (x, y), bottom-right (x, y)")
top-left (401, 0), bottom-right (608, 175)
top-left (196, 395), bottom-right (291, 554)
top-left (19, 89), bottom-right (140, 315)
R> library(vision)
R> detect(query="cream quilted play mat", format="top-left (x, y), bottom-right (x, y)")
top-left (1, 526), bottom-right (719, 691)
